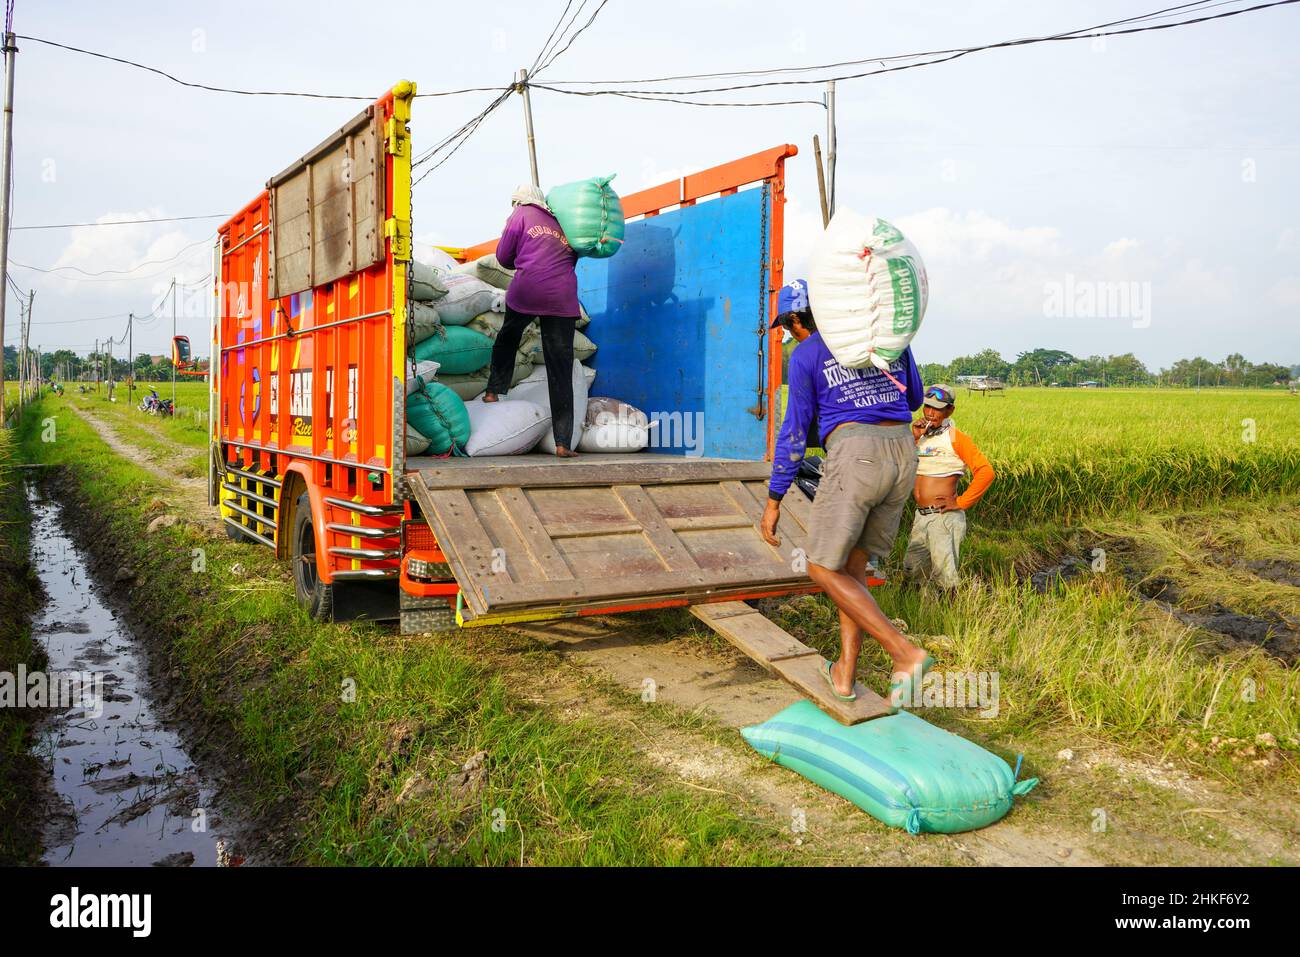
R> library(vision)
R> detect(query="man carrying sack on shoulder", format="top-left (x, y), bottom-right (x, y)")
top-left (761, 280), bottom-right (933, 710)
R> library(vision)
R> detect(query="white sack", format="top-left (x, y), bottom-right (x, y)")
top-left (807, 211), bottom-right (928, 371)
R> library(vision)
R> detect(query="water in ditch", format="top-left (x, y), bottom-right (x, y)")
top-left (27, 478), bottom-right (245, 867)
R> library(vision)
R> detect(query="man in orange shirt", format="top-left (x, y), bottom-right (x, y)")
top-left (905, 384), bottom-right (995, 590)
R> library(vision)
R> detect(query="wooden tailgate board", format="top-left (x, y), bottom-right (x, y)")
top-left (406, 459), bottom-right (817, 619)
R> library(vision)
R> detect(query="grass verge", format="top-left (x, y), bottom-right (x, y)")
top-left (0, 429), bottom-right (46, 865)
top-left (16, 397), bottom-right (801, 865)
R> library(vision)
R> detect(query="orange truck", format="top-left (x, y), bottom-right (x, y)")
top-left (211, 81), bottom-right (886, 721)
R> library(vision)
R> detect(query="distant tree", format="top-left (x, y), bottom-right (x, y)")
top-left (1013, 348), bottom-right (1077, 385)
top-left (919, 362), bottom-right (950, 385)
top-left (949, 348), bottom-right (1010, 379)
top-left (1104, 353), bottom-right (1150, 386)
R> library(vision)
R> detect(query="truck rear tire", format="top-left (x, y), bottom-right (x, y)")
top-left (291, 491), bottom-right (335, 621)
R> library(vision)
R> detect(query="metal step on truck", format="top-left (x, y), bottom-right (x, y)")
top-left (210, 80), bottom-right (890, 723)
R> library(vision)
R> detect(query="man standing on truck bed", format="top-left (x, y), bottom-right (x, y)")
top-left (484, 184), bottom-right (581, 457)
top-left (761, 280), bottom-right (933, 708)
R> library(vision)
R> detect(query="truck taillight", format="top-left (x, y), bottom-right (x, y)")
top-left (402, 520), bottom-right (439, 555)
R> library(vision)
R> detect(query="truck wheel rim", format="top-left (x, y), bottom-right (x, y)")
top-left (298, 521), bottom-right (318, 591)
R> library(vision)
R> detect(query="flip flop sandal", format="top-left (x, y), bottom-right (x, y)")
top-left (821, 659), bottom-right (857, 702)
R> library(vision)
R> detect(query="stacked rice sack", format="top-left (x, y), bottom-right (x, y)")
top-left (404, 241), bottom-right (651, 456)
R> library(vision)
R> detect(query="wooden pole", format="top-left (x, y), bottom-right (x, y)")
top-left (813, 135), bottom-right (830, 228)
top-left (518, 68), bottom-right (539, 188)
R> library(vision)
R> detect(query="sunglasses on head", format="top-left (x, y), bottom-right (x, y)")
top-left (926, 386), bottom-right (954, 403)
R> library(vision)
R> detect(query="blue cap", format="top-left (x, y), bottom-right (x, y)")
top-left (773, 279), bottom-right (810, 328)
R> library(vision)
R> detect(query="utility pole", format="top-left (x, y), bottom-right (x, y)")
top-left (15, 292), bottom-right (24, 407)
top-left (825, 80), bottom-right (837, 219)
top-left (0, 31), bottom-right (16, 426)
top-left (171, 277), bottom-right (177, 409)
top-left (128, 312), bottom-right (133, 405)
top-left (518, 68), bottom-right (539, 188)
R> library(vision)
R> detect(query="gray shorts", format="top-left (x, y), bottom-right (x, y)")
top-left (803, 422), bottom-right (918, 572)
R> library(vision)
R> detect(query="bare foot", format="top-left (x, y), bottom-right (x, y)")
top-left (555, 446), bottom-right (579, 458)
top-left (482, 392), bottom-right (499, 403)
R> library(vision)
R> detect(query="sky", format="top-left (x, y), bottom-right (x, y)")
top-left (4, 0), bottom-right (1298, 369)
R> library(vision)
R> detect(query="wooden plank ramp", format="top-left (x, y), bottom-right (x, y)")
top-left (690, 601), bottom-right (893, 725)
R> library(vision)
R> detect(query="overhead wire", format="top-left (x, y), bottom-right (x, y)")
top-left (539, 1), bottom-right (1239, 86)
top-left (537, 0), bottom-right (1299, 96)
top-left (12, 213), bottom-right (228, 230)
top-left (14, 34), bottom-right (507, 99)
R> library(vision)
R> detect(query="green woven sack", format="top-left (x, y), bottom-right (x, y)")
top-left (546, 175), bottom-right (624, 259)
top-left (412, 325), bottom-right (494, 375)
top-left (405, 382), bottom-right (470, 455)
top-left (742, 701), bottom-right (1037, 834)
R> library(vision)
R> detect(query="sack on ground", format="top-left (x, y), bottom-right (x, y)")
top-left (410, 261), bottom-right (448, 302)
top-left (808, 211), bottom-right (928, 371)
top-left (511, 359), bottom-right (590, 453)
top-left (742, 702), bottom-right (1037, 834)
top-left (434, 273), bottom-right (502, 325)
top-left (412, 325), bottom-right (494, 375)
top-left (546, 175), bottom-right (625, 259)
top-left (463, 398), bottom-right (551, 456)
top-left (576, 301), bottom-right (591, 329)
top-left (405, 382), bottom-right (471, 455)
top-left (404, 359), bottom-right (441, 396)
top-left (579, 397), bottom-right (653, 453)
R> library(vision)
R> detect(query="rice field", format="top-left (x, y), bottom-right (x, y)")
top-left (949, 388), bottom-right (1300, 524)
top-left (781, 385), bottom-right (1300, 525)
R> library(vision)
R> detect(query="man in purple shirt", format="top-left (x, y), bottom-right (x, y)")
top-left (483, 184), bottom-right (581, 457)
top-left (760, 280), bottom-right (933, 709)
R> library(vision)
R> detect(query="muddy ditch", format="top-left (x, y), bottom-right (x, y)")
top-left (24, 470), bottom-right (281, 866)
top-left (1019, 545), bottom-right (1300, 666)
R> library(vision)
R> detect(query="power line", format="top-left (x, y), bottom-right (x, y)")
top-left (531, 0), bottom-right (578, 75)
top-left (540, 0), bottom-right (1299, 96)
top-left (535, 0), bottom-right (606, 76)
top-left (14, 34), bottom-right (507, 99)
top-left (411, 86), bottom-right (516, 176)
top-left (540, 1), bottom-right (1230, 86)
top-left (9, 241), bottom-right (213, 286)
top-left (12, 212), bottom-right (228, 230)
top-left (412, 93), bottom-right (514, 186)
top-left (9, 234), bottom-right (213, 278)
top-left (533, 85), bottom-right (825, 108)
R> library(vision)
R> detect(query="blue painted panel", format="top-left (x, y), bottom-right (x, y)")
top-left (576, 186), bottom-right (769, 459)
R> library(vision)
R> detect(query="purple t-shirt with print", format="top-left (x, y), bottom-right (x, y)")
top-left (496, 203), bottom-right (580, 317)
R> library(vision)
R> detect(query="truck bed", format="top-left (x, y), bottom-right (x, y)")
top-left (404, 452), bottom-right (770, 489)
top-left (403, 452), bottom-right (818, 623)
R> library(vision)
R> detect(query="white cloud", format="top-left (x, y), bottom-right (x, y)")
top-left (51, 210), bottom-right (211, 288)
top-left (1267, 277), bottom-right (1300, 308)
